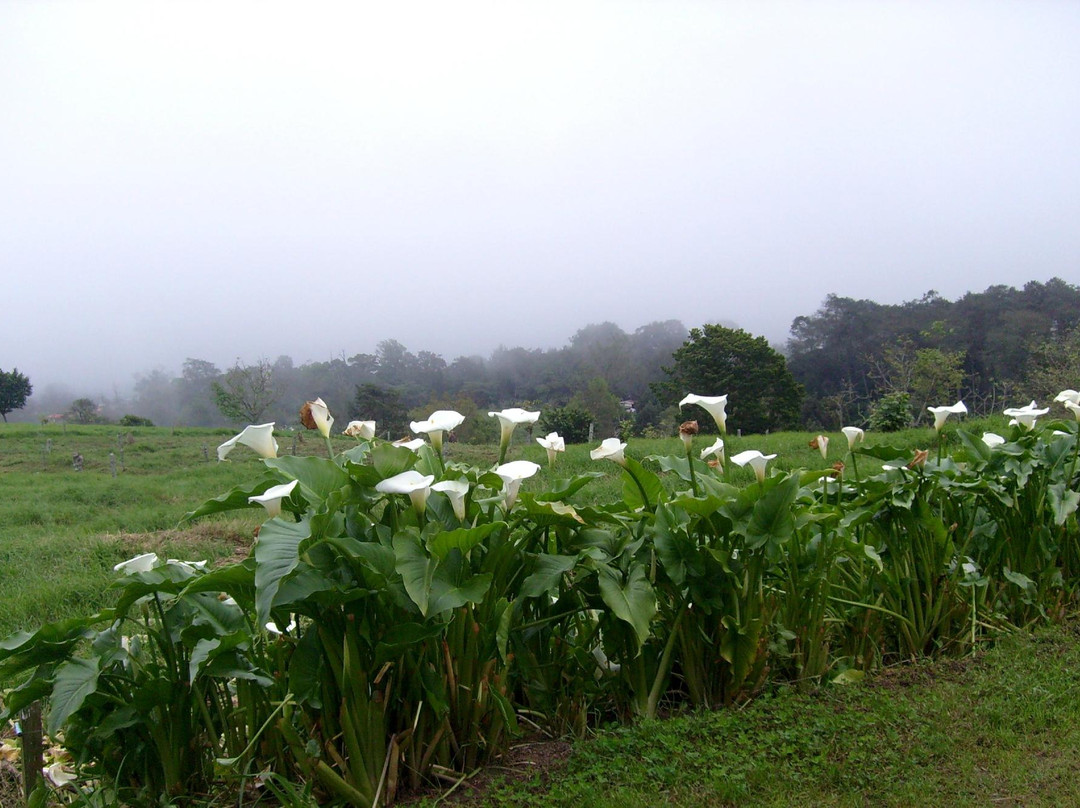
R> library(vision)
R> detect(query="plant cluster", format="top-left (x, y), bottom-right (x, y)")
top-left (2, 393), bottom-right (1078, 805)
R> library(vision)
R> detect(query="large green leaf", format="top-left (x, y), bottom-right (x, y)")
top-left (265, 456), bottom-right (351, 502)
top-left (180, 476), bottom-right (279, 523)
top-left (254, 517), bottom-right (311, 626)
top-left (371, 442), bottom-right (417, 479)
top-left (393, 531), bottom-right (492, 617)
top-left (427, 521), bottom-right (504, 561)
top-left (597, 564), bottom-right (656, 647)
top-left (1049, 482), bottom-right (1080, 526)
top-left (535, 472), bottom-right (607, 503)
top-left (746, 474), bottom-right (799, 549)
top-left (622, 457), bottom-right (665, 510)
top-left (521, 554), bottom-right (579, 598)
top-left (47, 657), bottom-right (100, 736)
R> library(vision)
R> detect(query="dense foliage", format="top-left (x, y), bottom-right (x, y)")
top-left (0, 367), bottom-right (32, 422)
top-left (3, 394), bottom-right (1078, 805)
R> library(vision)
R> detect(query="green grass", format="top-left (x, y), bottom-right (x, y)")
top-left (428, 622), bottom-right (1080, 807)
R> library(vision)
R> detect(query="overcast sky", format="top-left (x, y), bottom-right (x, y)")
top-left (3, 1), bottom-right (1078, 395)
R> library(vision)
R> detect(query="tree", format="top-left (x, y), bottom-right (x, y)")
top-left (68, 397), bottom-right (102, 424)
top-left (0, 368), bottom-right (32, 422)
top-left (212, 359), bottom-right (280, 423)
top-left (351, 383), bottom-right (409, 439)
top-left (658, 325), bottom-right (803, 434)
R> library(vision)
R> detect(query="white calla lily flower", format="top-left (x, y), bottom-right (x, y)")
top-left (113, 552), bottom-right (159, 574)
top-left (489, 407), bottom-right (541, 462)
top-left (1054, 389), bottom-right (1080, 405)
top-left (981, 432), bottom-right (1006, 448)
top-left (536, 432), bottom-right (566, 466)
top-left (343, 420), bottom-right (376, 439)
top-left (265, 618), bottom-right (297, 635)
top-left (301, 398), bottom-right (334, 438)
top-left (392, 437), bottom-right (427, 451)
top-left (700, 437), bottom-right (725, 465)
top-left (590, 438), bottom-right (627, 466)
top-left (410, 410), bottom-right (465, 454)
top-left (45, 761), bottom-right (77, 788)
top-left (730, 450), bottom-right (777, 484)
top-left (1003, 401), bottom-right (1049, 430)
top-left (217, 423), bottom-right (278, 461)
top-left (432, 479), bottom-right (470, 521)
top-left (679, 393), bottom-right (728, 434)
top-left (248, 479), bottom-right (299, 518)
top-left (815, 435), bottom-right (829, 460)
top-left (927, 401), bottom-right (967, 432)
top-left (841, 426), bottom-right (865, 452)
top-left (1064, 400), bottom-right (1080, 422)
top-left (494, 460), bottom-right (541, 510)
top-left (376, 469), bottom-right (435, 514)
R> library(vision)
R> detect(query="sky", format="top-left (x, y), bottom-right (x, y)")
top-left (3, 1), bottom-right (1079, 395)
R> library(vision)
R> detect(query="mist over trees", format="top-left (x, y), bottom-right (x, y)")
top-left (8, 279), bottom-right (1078, 436)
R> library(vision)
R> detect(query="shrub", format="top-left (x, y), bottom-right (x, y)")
top-left (868, 391), bottom-right (911, 432)
top-left (540, 405), bottom-right (593, 443)
top-left (119, 414), bottom-right (154, 427)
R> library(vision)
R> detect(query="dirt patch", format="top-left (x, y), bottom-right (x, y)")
top-left (868, 654), bottom-right (975, 692)
top-left (106, 519), bottom-right (256, 562)
top-left (403, 737), bottom-right (573, 806)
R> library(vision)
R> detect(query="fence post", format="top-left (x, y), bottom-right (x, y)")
top-left (21, 702), bottom-right (43, 800)
top-left (110, 452), bottom-right (117, 478)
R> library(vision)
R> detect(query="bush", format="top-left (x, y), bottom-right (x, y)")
top-left (868, 391), bottom-right (912, 432)
top-left (119, 414), bottom-right (154, 427)
top-left (540, 405), bottom-right (593, 443)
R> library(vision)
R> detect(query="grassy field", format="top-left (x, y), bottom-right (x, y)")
top-left (3, 416), bottom-right (1067, 808)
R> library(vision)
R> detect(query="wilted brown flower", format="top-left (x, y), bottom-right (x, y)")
top-left (679, 420), bottom-right (699, 450)
top-left (808, 437), bottom-right (819, 450)
top-left (831, 461), bottom-right (845, 478)
top-left (299, 402), bottom-right (317, 431)
top-left (908, 449), bottom-right (929, 469)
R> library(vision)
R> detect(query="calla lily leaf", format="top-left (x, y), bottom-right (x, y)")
top-left (371, 442), bottom-right (418, 479)
top-left (254, 517), bottom-right (311, 627)
top-left (46, 657), bottom-right (101, 736)
top-left (597, 563), bottom-right (656, 648)
top-left (265, 456), bottom-right (350, 502)
top-left (534, 471), bottom-right (605, 503)
top-left (180, 476), bottom-right (282, 523)
top-left (521, 554), bottom-right (580, 598)
top-left (426, 521), bottom-right (505, 560)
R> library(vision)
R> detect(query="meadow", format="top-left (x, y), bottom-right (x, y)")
top-left (1, 413), bottom-right (1077, 807)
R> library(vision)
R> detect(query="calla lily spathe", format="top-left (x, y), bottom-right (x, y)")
top-left (489, 407), bottom-right (541, 462)
top-left (248, 479), bottom-right (299, 519)
top-left (217, 423), bottom-right (278, 461)
top-left (841, 426), bottom-right (864, 452)
top-left (536, 432), bottom-right (565, 466)
top-left (1054, 390), bottom-right (1080, 405)
top-left (494, 460), bottom-right (540, 510)
top-left (114, 552), bottom-right (159, 574)
top-left (300, 398), bottom-right (334, 438)
top-left (679, 393), bottom-right (728, 434)
top-left (393, 437), bottom-right (427, 452)
top-left (376, 469), bottom-right (435, 514)
top-left (730, 450), bottom-right (777, 484)
top-left (700, 437), bottom-right (725, 464)
top-left (1064, 400), bottom-right (1080, 422)
top-left (431, 479), bottom-right (470, 521)
top-left (815, 435), bottom-right (829, 460)
top-left (1003, 401), bottom-right (1049, 430)
top-left (927, 401), bottom-right (967, 431)
top-left (981, 432), bottom-right (1006, 448)
top-left (410, 410), bottom-right (465, 454)
top-left (590, 438), bottom-right (627, 466)
top-left (343, 420), bottom-right (376, 439)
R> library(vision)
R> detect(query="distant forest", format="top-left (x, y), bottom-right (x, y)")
top-left (19, 279), bottom-right (1080, 436)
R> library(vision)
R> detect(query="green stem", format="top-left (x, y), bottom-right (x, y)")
top-left (686, 444), bottom-right (700, 497)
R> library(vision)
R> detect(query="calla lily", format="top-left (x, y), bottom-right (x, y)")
top-left (1003, 401), bottom-right (1049, 430)
top-left (494, 460), bottom-right (540, 510)
top-left (730, 449), bottom-right (777, 484)
top-left (590, 437), bottom-right (627, 466)
top-left (300, 398), bottom-right (334, 438)
top-left (343, 420), bottom-right (376, 439)
top-left (679, 420), bottom-right (699, 450)
top-left (392, 437), bottom-right (427, 451)
top-left (1054, 390), bottom-right (1080, 405)
top-left (981, 432), bottom-right (1006, 448)
top-left (265, 618), bottom-right (297, 635)
top-left (432, 479), bottom-right (470, 521)
top-left (376, 469), bottom-right (435, 514)
top-left (248, 479), bottom-right (299, 518)
top-left (536, 431), bottom-right (565, 466)
top-left (927, 401), bottom-right (967, 432)
top-left (1064, 400), bottom-right (1080, 422)
top-left (679, 393), bottom-right (728, 434)
top-left (841, 426), bottom-right (864, 452)
top-left (217, 423), bottom-right (278, 461)
top-left (45, 761), bottom-right (77, 788)
top-left (410, 409), bottom-right (465, 454)
top-left (489, 407), bottom-right (541, 463)
top-left (113, 552), bottom-right (158, 574)
top-left (700, 437), bottom-right (725, 464)
top-left (815, 435), bottom-right (829, 460)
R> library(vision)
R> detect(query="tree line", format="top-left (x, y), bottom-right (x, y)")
top-left (10, 278), bottom-right (1078, 436)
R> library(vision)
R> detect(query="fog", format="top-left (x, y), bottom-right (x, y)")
top-left (3, 1), bottom-right (1078, 398)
